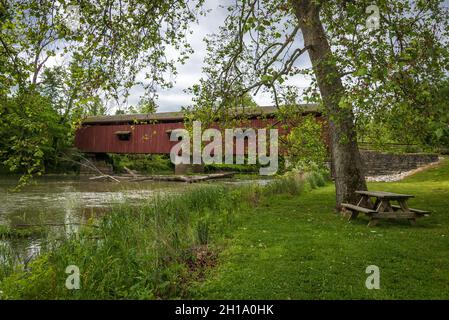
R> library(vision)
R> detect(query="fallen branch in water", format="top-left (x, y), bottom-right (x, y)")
top-left (123, 166), bottom-right (138, 177)
top-left (86, 172), bottom-right (235, 183)
top-left (129, 172), bottom-right (235, 183)
top-left (59, 153), bottom-right (120, 182)
top-left (89, 174), bottom-right (120, 182)
top-left (129, 175), bottom-right (191, 182)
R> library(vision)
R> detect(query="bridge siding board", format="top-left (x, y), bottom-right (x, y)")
top-left (75, 116), bottom-right (326, 155)
top-left (76, 122), bottom-right (185, 154)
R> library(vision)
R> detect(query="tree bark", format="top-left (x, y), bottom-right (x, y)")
top-left (291, 0), bottom-right (367, 209)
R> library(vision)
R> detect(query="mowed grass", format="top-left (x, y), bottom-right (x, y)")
top-left (192, 158), bottom-right (449, 299)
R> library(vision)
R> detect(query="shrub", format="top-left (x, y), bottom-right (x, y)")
top-left (307, 171), bottom-right (327, 189)
top-left (110, 154), bottom-right (173, 174)
top-left (264, 173), bottom-right (305, 196)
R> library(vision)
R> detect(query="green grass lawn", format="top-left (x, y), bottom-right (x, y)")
top-left (192, 158), bottom-right (449, 299)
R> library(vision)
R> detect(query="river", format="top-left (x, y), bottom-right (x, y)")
top-left (0, 174), bottom-right (269, 263)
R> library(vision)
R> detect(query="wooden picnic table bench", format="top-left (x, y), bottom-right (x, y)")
top-left (341, 190), bottom-right (430, 227)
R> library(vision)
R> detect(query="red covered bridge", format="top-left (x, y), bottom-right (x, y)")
top-left (75, 104), bottom-right (323, 155)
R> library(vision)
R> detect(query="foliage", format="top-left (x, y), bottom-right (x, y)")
top-left (0, 185), bottom-right (243, 299)
top-left (306, 171), bottom-right (328, 189)
top-left (39, 66), bottom-right (107, 119)
top-left (320, 1), bottom-right (449, 149)
top-left (0, 168), bottom-right (330, 299)
top-left (205, 162), bottom-right (260, 173)
top-left (263, 172), bottom-right (306, 196)
top-left (187, 0), bottom-right (310, 115)
top-left (0, 0), bottom-right (203, 183)
top-left (0, 0), bottom-right (202, 100)
top-left (0, 225), bottom-right (48, 239)
top-left (0, 90), bottom-right (72, 187)
top-left (285, 114), bottom-right (328, 171)
top-left (185, 89), bottom-right (260, 129)
top-left (125, 97), bottom-right (158, 114)
top-left (110, 154), bottom-right (173, 174)
top-left (185, 0), bottom-right (449, 203)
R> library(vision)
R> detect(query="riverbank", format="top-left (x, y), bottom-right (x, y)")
top-left (192, 158), bottom-right (449, 299)
top-left (0, 171), bottom-right (315, 299)
top-left (1, 159), bottom-right (448, 299)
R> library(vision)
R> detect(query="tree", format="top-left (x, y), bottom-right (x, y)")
top-left (188, 0), bottom-right (448, 208)
top-left (292, 0), bottom-right (366, 207)
top-left (285, 114), bottom-right (327, 172)
top-left (320, 1), bottom-right (449, 151)
top-left (0, 91), bottom-right (68, 186)
top-left (0, 0), bottom-right (203, 184)
top-left (126, 97), bottom-right (158, 114)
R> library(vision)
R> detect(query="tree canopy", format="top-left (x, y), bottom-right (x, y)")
top-left (0, 0), bottom-right (202, 185)
top-left (189, 0), bottom-right (448, 147)
top-left (1, 0), bottom-right (448, 202)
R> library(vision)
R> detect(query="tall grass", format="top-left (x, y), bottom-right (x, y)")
top-left (261, 170), bottom-right (329, 196)
top-left (0, 186), bottom-right (243, 299)
top-left (0, 170), bottom-right (329, 300)
top-left (306, 171), bottom-right (328, 189)
top-left (263, 173), bottom-right (305, 196)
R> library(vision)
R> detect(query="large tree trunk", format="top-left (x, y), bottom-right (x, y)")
top-left (292, 0), bottom-right (367, 209)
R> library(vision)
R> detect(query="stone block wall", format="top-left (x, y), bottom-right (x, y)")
top-left (360, 151), bottom-right (439, 176)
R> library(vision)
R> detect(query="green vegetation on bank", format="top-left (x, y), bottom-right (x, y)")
top-left (0, 186), bottom-right (243, 299)
top-left (0, 225), bottom-right (48, 239)
top-left (110, 154), bottom-right (174, 175)
top-left (0, 171), bottom-right (316, 299)
top-left (192, 158), bottom-right (449, 299)
top-left (1, 160), bottom-right (448, 299)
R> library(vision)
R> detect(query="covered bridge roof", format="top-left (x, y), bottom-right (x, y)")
top-left (81, 104), bottom-right (320, 125)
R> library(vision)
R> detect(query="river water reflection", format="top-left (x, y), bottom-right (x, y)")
top-left (0, 175), bottom-right (204, 261)
top-left (0, 175), bottom-right (193, 226)
top-left (0, 175), bottom-right (269, 262)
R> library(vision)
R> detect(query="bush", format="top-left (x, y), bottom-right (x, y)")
top-left (110, 154), bottom-right (173, 174)
top-left (307, 171), bottom-right (327, 189)
top-left (264, 173), bottom-right (305, 196)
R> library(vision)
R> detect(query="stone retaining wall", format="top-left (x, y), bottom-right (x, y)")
top-left (360, 151), bottom-right (439, 176)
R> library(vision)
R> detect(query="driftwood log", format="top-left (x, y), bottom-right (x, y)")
top-left (89, 172), bottom-right (235, 183)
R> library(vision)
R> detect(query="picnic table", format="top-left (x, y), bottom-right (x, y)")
top-left (341, 190), bottom-right (430, 227)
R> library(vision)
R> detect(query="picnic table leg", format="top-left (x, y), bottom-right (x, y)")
top-left (398, 199), bottom-right (416, 226)
top-left (373, 199), bottom-right (381, 211)
top-left (363, 196), bottom-right (378, 227)
top-left (347, 210), bottom-right (359, 221)
top-left (352, 195), bottom-right (372, 223)
top-left (383, 200), bottom-right (397, 222)
top-left (357, 195), bottom-right (374, 209)
top-left (347, 196), bottom-right (368, 221)
top-left (367, 199), bottom-right (392, 227)
top-left (382, 199), bottom-right (394, 212)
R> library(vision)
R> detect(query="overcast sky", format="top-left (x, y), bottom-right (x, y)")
top-left (125, 0), bottom-right (312, 113)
